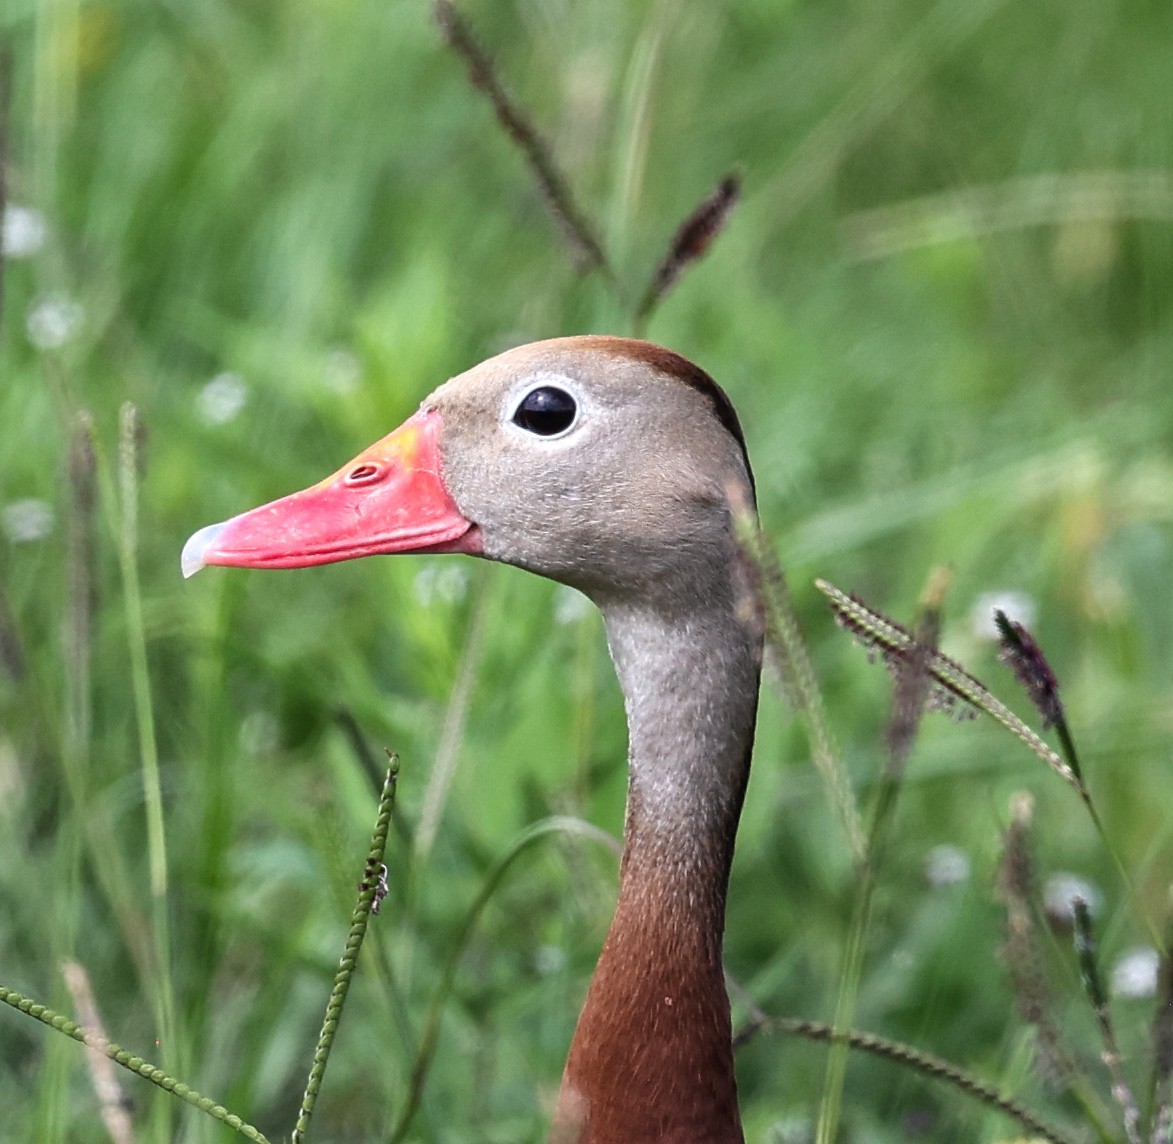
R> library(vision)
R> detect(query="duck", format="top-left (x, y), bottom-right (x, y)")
top-left (183, 335), bottom-right (764, 1143)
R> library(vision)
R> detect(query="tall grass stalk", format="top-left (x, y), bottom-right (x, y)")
top-left (731, 496), bottom-right (862, 859)
top-left (816, 569), bottom-right (948, 1144)
top-left (634, 173), bottom-right (741, 332)
top-left (605, 2), bottom-right (673, 292)
top-left (36, 378), bottom-right (159, 1139)
top-left (114, 403), bottom-right (178, 1129)
top-left (1152, 921), bottom-right (1173, 1143)
top-left (996, 795), bottom-right (1119, 1138)
top-left (51, 401), bottom-right (154, 984)
top-left (0, 41), bottom-right (12, 325)
top-left (292, 759), bottom-right (400, 1144)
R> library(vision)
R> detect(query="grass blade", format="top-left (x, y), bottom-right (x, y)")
top-left (842, 171), bottom-right (1173, 262)
top-left (0, 40), bottom-right (10, 330)
top-left (115, 404), bottom-right (179, 1123)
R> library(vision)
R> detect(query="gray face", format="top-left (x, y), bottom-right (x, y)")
top-left (424, 337), bottom-right (755, 611)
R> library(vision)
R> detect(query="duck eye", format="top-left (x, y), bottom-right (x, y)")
top-left (512, 386), bottom-right (577, 437)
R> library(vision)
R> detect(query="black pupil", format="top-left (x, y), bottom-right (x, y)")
top-left (513, 386), bottom-right (577, 436)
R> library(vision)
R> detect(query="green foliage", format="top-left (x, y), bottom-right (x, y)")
top-left (1, 1), bottom-right (1171, 1140)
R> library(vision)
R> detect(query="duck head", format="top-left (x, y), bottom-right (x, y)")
top-left (183, 336), bottom-right (754, 608)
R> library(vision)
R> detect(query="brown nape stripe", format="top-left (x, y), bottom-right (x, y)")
top-left (581, 336), bottom-right (756, 497)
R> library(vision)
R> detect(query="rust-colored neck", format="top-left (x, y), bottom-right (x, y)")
top-left (554, 597), bottom-right (761, 1143)
top-left (556, 820), bottom-right (745, 1142)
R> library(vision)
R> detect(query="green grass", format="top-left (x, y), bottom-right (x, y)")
top-left (2, 1), bottom-right (1172, 1140)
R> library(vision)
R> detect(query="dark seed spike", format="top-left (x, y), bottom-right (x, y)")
top-left (994, 609), bottom-right (1085, 786)
top-left (995, 611), bottom-right (1064, 729)
top-left (636, 173), bottom-right (742, 323)
top-left (996, 793), bottom-right (1079, 1091)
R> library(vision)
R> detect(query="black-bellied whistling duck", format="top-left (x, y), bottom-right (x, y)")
top-left (183, 336), bottom-right (763, 1143)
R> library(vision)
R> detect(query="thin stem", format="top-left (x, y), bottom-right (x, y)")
top-left (815, 871), bottom-right (873, 1144)
top-left (292, 759), bottom-right (400, 1144)
top-left (741, 1015), bottom-right (1078, 1144)
top-left (1072, 898), bottom-right (1143, 1144)
top-left (431, 0), bottom-right (613, 280)
top-left (0, 986), bottom-right (269, 1143)
top-left (996, 794), bottom-right (1090, 1102)
top-left (60, 961), bottom-right (136, 1144)
top-left (731, 498), bottom-right (862, 860)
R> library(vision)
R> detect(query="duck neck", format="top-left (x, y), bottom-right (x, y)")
top-left (556, 593), bottom-right (762, 1144)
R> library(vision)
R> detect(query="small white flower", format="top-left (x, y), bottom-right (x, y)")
top-left (765, 1115), bottom-right (815, 1144)
top-left (2, 204), bottom-right (48, 258)
top-left (239, 711), bottom-right (280, 756)
top-left (889, 947), bottom-right (915, 971)
top-left (971, 590), bottom-right (1036, 641)
top-left (554, 586), bottom-right (592, 625)
top-left (2, 499), bottom-right (53, 543)
top-left (197, 372), bottom-right (248, 425)
top-left (924, 844), bottom-right (970, 887)
top-left (1111, 947), bottom-right (1159, 999)
top-left (323, 348), bottom-right (361, 395)
top-left (413, 562), bottom-right (469, 606)
top-left (534, 945), bottom-right (567, 975)
top-left (1043, 871), bottom-right (1101, 925)
top-left (26, 293), bottom-right (84, 349)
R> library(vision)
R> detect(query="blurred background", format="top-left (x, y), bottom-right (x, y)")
top-left (2, 1), bottom-right (1171, 1140)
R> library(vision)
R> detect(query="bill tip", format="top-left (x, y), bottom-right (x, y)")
top-left (182, 521), bottom-right (227, 579)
